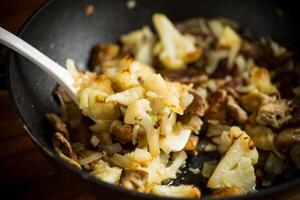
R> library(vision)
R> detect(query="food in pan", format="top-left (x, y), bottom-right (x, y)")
top-left (46, 13), bottom-right (300, 198)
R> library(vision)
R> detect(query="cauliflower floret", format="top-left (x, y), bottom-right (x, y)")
top-left (77, 75), bottom-right (120, 122)
top-left (250, 67), bottom-right (278, 95)
top-left (143, 73), bottom-right (191, 114)
top-left (90, 160), bottom-right (122, 184)
top-left (124, 99), bottom-right (160, 156)
top-left (143, 151), bottom-right (187, 190)
top-left (106, 86), bottom-right (145, 106)
top-left (151, 184), bottom-right (201, 198)
top-left (212, 126), bottom-right (243, 154)
top-left (207, 127), bottom-right (258, 193)
top-left (152, 13), bottom-right (202, 69)
top-left (121, 26), bottom-right (156, 65)
top-left (218, 26), bottom-right (241, 67)
top-left (124, 148), bottom-right (152, 164)
top-left (102, 58), bottom-right (155, 91)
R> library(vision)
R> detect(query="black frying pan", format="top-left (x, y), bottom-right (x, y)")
top-left (2, 0), bottom-right (300, 199)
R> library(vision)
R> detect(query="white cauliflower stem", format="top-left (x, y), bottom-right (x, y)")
top-left (208, 127), bottom-right (258, 193)
top-left (153, 13), bottom-right (202, 69)
top-left (125, 99), bottom-right (160, 156)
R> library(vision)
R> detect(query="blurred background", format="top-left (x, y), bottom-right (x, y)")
top-left (0, 1), bottom-right (93, 199)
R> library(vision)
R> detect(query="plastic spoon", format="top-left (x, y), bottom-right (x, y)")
top-left (0, 27), bottom-right (78, 103)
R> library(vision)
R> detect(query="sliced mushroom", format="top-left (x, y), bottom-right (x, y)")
top-left (275, 127), bottom-right (300, 150)
top-left (226, 95), bottom-right (248, 124)
top-left (120, 169), bottom-right (148, 192)
top-left (206, 89), bottom-right (231, 125)
top-left (52, 132), bottom-right (81, 169)
top-left (109, 120), bottom-right (133, 144)
top-left (256, 100), bottom-right (293, 129)
top-left (179, 92), bottom-right (206, 124)
top-left (160, 68), bottom-right (208, 86)
top-left (46, 113), bottom-right (69, 139)
top-left (290, 144), bottom-right (300, 170)
top-left (239, 91), bottom-right (271, 113)
top-left (206, 123), bottom-right (230, 137)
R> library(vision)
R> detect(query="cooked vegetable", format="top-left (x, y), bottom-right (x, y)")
top-left (47, 14), bottom-right (300, 199)
top-left (120, 169), bottom-right (149, 192)
top-left (226, 95), bottom-right (248, 124)
top-left (250, 67), bottom-right (278, 95)
top-left (153, 13), bottom-right (202, 69)
top-left (256, 100), bottom-right (293, 129)
top-left (90, 160), bottom-right (122, 183)
top-left (121, 26), bottom-right (156, 65)
top-left (207, 127), bottom-right (258, 192)
top-left (125, 99), bottom-right (160, 156)
top-left (151, 185), bottom-right (201, 198)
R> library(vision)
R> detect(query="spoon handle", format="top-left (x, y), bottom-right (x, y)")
top-left (0, 27), bottom-right (77, 103)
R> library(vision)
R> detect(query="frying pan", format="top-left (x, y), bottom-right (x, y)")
top-left (1, 0), bottom-right (300, 199)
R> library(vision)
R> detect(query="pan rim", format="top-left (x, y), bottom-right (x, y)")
top-left (7, 0), bottom-right (300, 199)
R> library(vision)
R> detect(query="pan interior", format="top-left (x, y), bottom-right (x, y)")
top-left (8, 0), bottom-right (300, 198)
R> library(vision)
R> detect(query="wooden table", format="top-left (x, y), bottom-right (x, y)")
top-left (0, 1), bottom-right (93, 199)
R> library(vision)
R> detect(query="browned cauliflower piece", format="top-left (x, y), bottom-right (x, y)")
top-left (250, 67), bottom-right (278, 95)
top-left (207, 127), bottom-right (258, 192)
top-left (151, 185), bottom-right (201, 198)
top-left (153, 13), bottom-right (202, 69)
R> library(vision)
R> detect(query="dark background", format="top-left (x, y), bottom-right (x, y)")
top-left (0, 0), bottom-right (94, 199)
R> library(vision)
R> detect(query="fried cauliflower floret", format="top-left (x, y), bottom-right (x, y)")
top-left (207, 127), bottom-right (258, 193)
top-left (143, 73), bottom-right (193, 115)
top-left (143, 151), bottom-right (187, 190)
top-left (218, 26), bottom-right (241, 67)
top-left (250, 67), bottom-right (278, 95)
top-left (212, 126), bottom-right (243, 154)
top-left (151, 185), bottom-right (201, 198)
top-left (90, 160), bottom-right (122, 184)
top-left (124, 99), bottom-right (160, 156)
top-left (121, 26), bottom-right (156, 65)
top-left (106, 86), bottom-right (145, 106)
top-left (77, 75), bottom-right (120, 122)
top-left (102, 58), bottom-right (155, 91)
top-left (152, 13), bottom-right (202, 69)
top-left (124, 148), bottom-right (153, 164)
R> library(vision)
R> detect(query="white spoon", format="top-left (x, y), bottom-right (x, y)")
top-left (0, 27), bottom-right (78, 104)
